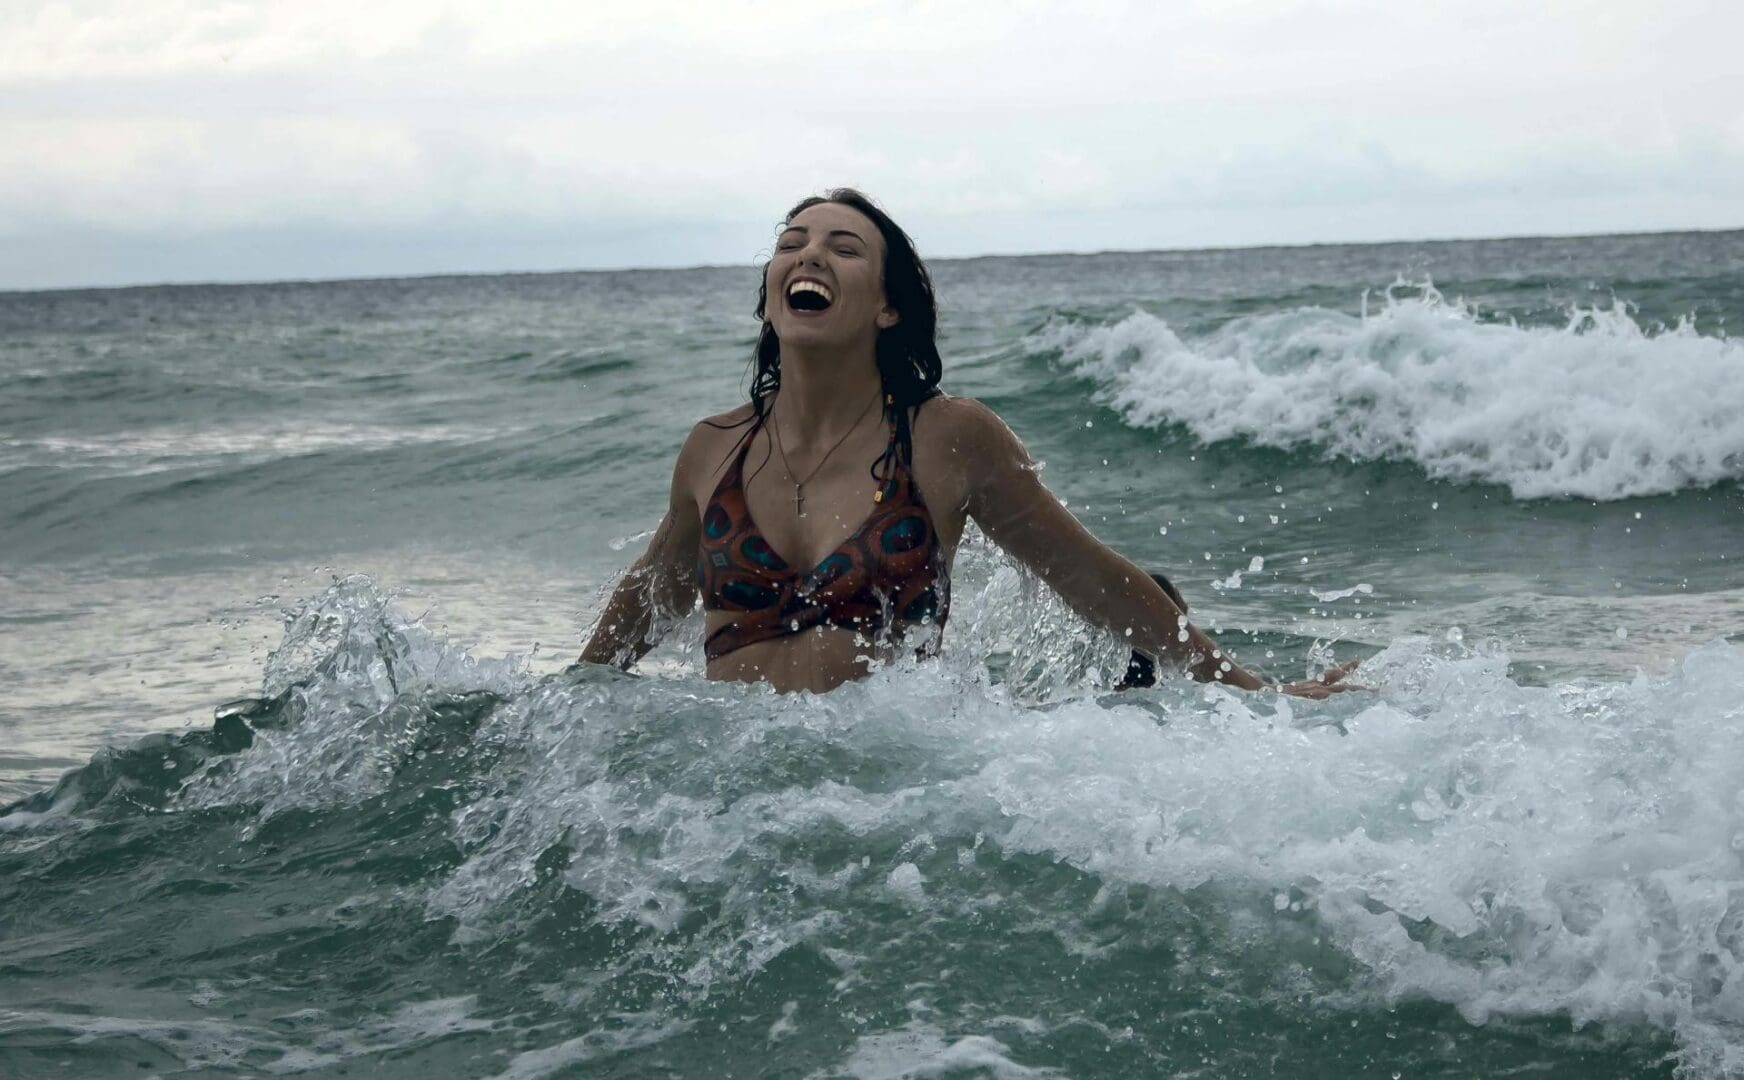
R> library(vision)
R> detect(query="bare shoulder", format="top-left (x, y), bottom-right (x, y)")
top-left (910, 394), bottom-right (1033, 523)
top-left (697, 400), bottom-right (757, 430)
top-left (915, 393), bottom-right (1027, 458)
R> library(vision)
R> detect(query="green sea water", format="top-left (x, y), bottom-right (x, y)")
top-left (3, 230), bottom-right (1743, 1077)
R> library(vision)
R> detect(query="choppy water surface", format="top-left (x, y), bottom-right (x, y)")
top-left (3, 230), bottom-right (1742, 1076)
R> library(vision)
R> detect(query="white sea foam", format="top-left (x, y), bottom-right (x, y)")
top-left (489, 1015), bottom-right (690, 1080)
top-left (181, 576), bottom-right (531, 824)
top-left (0, 997), bottom-right (495, 1075)
top-left (1036, 287), bottom-right (1744, 500)
top-left (171, 580), bottom-right (1744, 1074)
top-left (1310, 582), bottom-right (1374, 603)
top-left (0, 422), bottom-right (505, 477)
top-left (824, 1020), bottom-right (1065, 1079)
top-left (463, 644), bottom-right (1744, 1070)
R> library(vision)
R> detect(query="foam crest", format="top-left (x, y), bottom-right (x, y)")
top-left (1037, 287), bottom-right (1744, 499)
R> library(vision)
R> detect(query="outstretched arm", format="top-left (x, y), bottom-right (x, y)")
top-left (949, 400), bottom-right (1347, 696)
top-left (578, 426), bottom-right (706, 669)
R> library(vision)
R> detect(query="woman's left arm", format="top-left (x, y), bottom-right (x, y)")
top-left (943, 399), bottom-right (1348, 696)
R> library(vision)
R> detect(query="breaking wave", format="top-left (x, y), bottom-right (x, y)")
top-left (1038, 285), bottom-right (1744, 500)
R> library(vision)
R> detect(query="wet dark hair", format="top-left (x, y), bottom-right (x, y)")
top-left (719, 188), bottom-right (943, 488)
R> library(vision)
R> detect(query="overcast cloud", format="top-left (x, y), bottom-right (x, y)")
top-left (2, 0), bottom-right (1740, 290)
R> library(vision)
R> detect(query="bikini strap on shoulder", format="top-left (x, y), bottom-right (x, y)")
top-left (712, 418), bottom-right (760, 495)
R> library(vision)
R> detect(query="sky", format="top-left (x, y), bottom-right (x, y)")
top-left (2, 0), bottom-right (1741, 291)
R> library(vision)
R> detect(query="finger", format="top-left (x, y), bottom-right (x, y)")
top-left (1316, 659), bottom-right (1364, 684)
top-left (1307, 678), bottom-right (1368, 694)
top-left (1282, 677), bottom-right (1368, 698)
top-left (1329, 658), bottom-right (1363, 678)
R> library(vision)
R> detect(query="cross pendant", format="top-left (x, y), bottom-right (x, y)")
top-left (793, 484), bottom-right (806, 518)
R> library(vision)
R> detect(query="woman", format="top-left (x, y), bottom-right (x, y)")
top-left (580, 189), bottom-right (1358, 698)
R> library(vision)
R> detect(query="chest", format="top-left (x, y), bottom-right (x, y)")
top-left (693, 426), bottom-right (969, 572)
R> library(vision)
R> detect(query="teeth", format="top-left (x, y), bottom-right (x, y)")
top-left (787, 280), bottom-right (833, 304)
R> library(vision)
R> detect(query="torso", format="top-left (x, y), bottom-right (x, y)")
top-left (684, 395), bottom-right (973, 692)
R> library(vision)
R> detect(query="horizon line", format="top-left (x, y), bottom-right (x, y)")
top-left (5, 222), bottom-right (1740, 298)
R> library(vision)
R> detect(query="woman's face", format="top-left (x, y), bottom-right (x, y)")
top-left (764, 201), bottom-right (899, 351)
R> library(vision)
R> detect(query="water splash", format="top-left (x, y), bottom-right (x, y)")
top-left (6, 578), bottom-right (1741, 1074)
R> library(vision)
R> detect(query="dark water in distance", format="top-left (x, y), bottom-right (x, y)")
top-left (3, 229), bottom-right (1743, 1077)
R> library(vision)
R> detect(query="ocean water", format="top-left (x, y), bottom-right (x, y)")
top-left (2, 229), bottom-right (1743, 1077)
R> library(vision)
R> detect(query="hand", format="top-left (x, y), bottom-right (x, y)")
top-left (1272, 658), bottom-right (1365, 699)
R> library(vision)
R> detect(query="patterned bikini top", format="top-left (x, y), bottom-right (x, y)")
top-left (697, 418), bottom-right (949, 663)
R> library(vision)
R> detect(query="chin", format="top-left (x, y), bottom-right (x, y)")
top-left (775, 320), bottom-right (843, 344)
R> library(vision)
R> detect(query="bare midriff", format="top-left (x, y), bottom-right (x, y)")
top-left (703, 620), bottom-right (910, 693)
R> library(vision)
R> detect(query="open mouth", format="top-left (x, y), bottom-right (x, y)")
top-left (786, 280), bottom-right (834, 313)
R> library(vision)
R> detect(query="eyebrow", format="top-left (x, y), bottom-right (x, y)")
top-left (779, 225), bottom-right (868, 245)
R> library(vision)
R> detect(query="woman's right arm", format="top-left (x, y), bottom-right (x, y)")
top-left (577, 425), bottom-right (708, 669)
